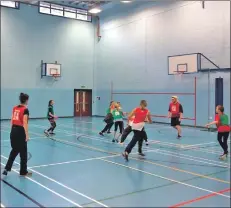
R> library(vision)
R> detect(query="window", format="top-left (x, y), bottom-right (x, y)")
top-left (39, 2), bottom-right (91, 22)
top-left (0, 1), bottom-right (19, 9)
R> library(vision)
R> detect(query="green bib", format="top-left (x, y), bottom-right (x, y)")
top-left (112, 110), bottom-right (123, 120)
top-left (47, 105), bottom-right (54, 118)
top-left (106, 108), bottom-right (111, 114)
top-left (220, 114), bottom-right (229, 125)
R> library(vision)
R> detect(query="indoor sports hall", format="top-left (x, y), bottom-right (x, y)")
top-left (0, 1), bottom-right (230, 207)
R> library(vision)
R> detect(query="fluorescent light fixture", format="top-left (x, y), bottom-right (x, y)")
top-left (88, 8), bottom-right (102, 14)
top-left (121, 1), bottom-right (132, 3)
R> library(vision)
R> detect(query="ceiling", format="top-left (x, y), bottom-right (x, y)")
top-left (20, 0), bottom-right (111, 10)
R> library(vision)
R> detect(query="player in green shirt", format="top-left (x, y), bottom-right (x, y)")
top-left (112, 103), bottom-right (124, 142)
top-left (44, 100), bottom-right (58, 136)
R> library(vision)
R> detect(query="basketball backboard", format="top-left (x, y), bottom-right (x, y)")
top-left (168, 53), bottom-right (200, 75)
top-left (41, 62), bottom-right (61, 78)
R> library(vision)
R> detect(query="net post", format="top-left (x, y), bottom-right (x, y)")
top-left (194, 76), bottom-right (197, 127)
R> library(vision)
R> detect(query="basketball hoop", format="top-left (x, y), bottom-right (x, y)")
top-left (173, 71), bottom-right (185, 82)
top-left (51, 73), bottom-right (60, 81)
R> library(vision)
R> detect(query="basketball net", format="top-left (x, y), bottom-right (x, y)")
top-left (174, 71), bottom-right (184, 82)
top-left (52, 74), bottom-right (59, 81)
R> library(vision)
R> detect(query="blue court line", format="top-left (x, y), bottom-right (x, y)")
top-left (0, 178), bottom-right (44, 207)
top-left (0, 162), bottom-right (82, 207)
top-left (1, 156), bottom-right (108, 207)
top-left (80, 169), bottom-right (229, 206)
top-left (99, 159), bottom-right (230, 198)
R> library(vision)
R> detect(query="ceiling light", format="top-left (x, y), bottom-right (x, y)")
top-left (88, 8), bottom-right (102, 14)
top-left (121, 1), bottom-right (132, 2)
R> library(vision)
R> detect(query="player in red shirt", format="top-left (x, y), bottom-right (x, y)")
top-left (206, 105), bottom-right (230, 160)
top-left (122, 100), bottom-right (152, 161)
top-left (2, 93), bottom-right (32, 176)
top-left (168, 96), bottom-right (183, 138)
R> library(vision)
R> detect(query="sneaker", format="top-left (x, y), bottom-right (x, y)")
top-left (177, 135), bottom-right (182, 139)
top-left (44, 130), bottom-right (49, 137)
top-left (107, 131), bottom-right (111, 134)
top-left (49, 132), bottom-right (55, 135)
top-left (219, 154), bottom-right (227, 160)
top-left (112, 139), bottom-right (115, 143)
top-left (146, 141), bottom-right (149, 146)
top-left (99, 132), bottom-right (104, 136)
top-left (138, 152), bottom-right (145, 157)
top-left (20, 172), bottom-right (32, 177)
top-left (122, 152), bottom-right (128, 161)
top-left (2, 170), bottom-right (8, 176)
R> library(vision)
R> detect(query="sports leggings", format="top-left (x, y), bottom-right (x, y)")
top-left (125, 129), bottom-right (146, 154)
top-left (47, 118), bottom-right (56, 132)
top-left (217, 132), bottom-right (229, 154)
top-left (114, 121), bottom-right (123, 134)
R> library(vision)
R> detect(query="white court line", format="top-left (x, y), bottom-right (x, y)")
top-left (151, 149), bottom-right (229, 168)
top-left (1, 124), bottom-right (229, 168)
top-left (22, 155), bottom-right (121, 169)
top-left (184, 142), bottom-right (217, 148)
top-left (41, 124), bottom-right (229, 167)
top-left (1, 156), bottom-right (108, 207)
top-left (153, 149), bottom-right (230, 167)
top-left (17, 124), bottom-right (230, 167)
top-left (0, 162), bottom-right (82, 207)
top-left (16, 149), bottom-right (160, 170)
top-left (100, 159), bottom-right (230, 198)
top-left (76, 133), bottom-right (230, 167)
top-left (1, 137), bottom-right (45, 142)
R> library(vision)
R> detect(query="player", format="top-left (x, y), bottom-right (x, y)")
top-left (2, 93), bottom-right (32, 176)
top-left (120, 114), bottom-right (149, 145)
top-left (168, 96), bottom-right (183, 138)
top-left (111, 103), bottom-right (124, 142)
top-left (44, 100), bottom-right (58, 136)
top-left (206, 105), bottom-right (230, 160)
top-left (99, 101), bottom-right (115, 136)
top-left (122, 100), bottom-right (152, 161)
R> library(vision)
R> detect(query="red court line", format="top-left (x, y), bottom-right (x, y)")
top-left (112, 92), bottom-right (195, 95)
top-left (169, 188), bottom-right (230, 207)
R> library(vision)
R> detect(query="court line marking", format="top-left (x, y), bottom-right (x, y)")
top-left (14, 149), bottom-right (159, 170)
top-left (181, 142), bottom-right (216, 148)
top-left (129, 157), bottom-right (230, 184)
top-left (100, 159), bottom-right (230, 198)
top-left (0, 123), bottom-right (219, 152)
top-left (1, 124), bottom-right (229, 168)
top-left (41, 122), bottom-right (230, 156)
top-left (151, 148), bottom-right (230, 167)
top-left (1, 124), bottom-right (229, 169)
top-left (25, 123), bottom-right (229, 158)
top-left (150, 149), bottom-right (229, 168)
top-left (1, 178), bottom-right (45, 207)
top-left (73, 132), bottom-right (230, 167)
top-left (169, 188), bottom-right (231, 207)
top-left (44, 125), bottom-right (230, 168)
top-left (1, 156), bottom-right (108, 207)
top-left (0, 162), bottom-right (82, 207)
top-left (10, 125), bottom-right (228, 184)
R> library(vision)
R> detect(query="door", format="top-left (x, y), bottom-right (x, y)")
top-left (74, 89), bottom-right (92, 117)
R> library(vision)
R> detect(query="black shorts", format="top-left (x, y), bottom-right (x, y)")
top-left (171, 117), bottom-right (181, 126)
